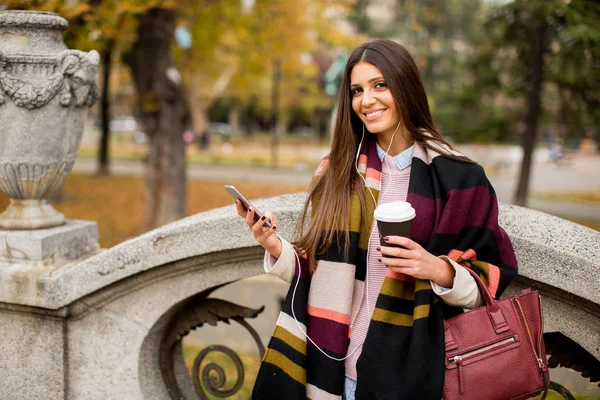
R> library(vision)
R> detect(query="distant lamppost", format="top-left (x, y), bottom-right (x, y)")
top-left (270, 59), bottom-right (281, 168)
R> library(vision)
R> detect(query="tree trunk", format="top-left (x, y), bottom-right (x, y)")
top-left (124, 8), bottom-right (190, 229)
top-left (188, 92), bottom-right (209, 135)
top-left (513, 22), bottom-right (547, 206)
top-left (97, 41), bottom-right (114, 176)
top-left (229, 108), bottom-right (240, 133)
top-left (270, 60), bottom-right (281, 167)
top-left (352, 0), bottom-right (370, 34)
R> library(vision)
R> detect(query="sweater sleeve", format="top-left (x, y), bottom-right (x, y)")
top-left (430, 256), bottom-right (482, 309)
top-left (263, 236), bottom-right (296, 284)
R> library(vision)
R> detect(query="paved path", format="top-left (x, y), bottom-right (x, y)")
top-left (73, 158), bottom-right (314, 185)
top-left (458, 145), bottom-right (600, 221)
top-left (73, 145), bottom-right (600, 221)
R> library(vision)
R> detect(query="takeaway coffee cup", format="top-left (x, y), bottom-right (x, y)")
top-left (374, 201), bottom-right (416, 248)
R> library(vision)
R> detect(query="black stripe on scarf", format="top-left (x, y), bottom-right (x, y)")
top-left (252, 361), bottom-right (306, 400)
top-left (306, 344), bottom-right (346, 395)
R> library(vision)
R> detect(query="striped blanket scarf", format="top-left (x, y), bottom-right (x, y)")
top-left (252, 137), bottom-right (518, 399)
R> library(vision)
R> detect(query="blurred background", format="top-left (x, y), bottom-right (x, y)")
top-left (1, 1), bottom-right (599, 398)
top-left (1, 0), bottom-right (598, 248)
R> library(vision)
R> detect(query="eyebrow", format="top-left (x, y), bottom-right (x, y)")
top-left (350, 76), bottom-right (385, 88)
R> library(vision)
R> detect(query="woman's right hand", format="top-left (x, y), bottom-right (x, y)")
top-left (235, 199), bottom-right (282, 258)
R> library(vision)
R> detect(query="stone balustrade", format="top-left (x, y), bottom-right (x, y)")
top-left (0, 193), bottom-right (598, 399)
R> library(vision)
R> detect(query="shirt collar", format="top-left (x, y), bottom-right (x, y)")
top-left (376, 142), bottom-right (414, 171)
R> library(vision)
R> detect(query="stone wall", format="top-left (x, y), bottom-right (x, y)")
top-left (0, 193), bottom-right (598, 399)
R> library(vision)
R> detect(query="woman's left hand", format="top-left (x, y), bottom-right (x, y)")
top-left (377, 236), bottom-right (455, 287)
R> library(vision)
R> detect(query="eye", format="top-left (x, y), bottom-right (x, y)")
top-left (374, 81), bottom-right (388, 89)
top-left (351, 87), bottom-right (362, 96)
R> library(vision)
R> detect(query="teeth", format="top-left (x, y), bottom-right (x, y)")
top-left (366, 110), bottom-right (384, 118)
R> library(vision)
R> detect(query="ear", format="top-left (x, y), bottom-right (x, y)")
top-left (61, 55), bottom-right (80, 75)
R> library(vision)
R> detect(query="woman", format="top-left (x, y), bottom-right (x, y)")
top-left (237, 39), bottom-right (518, 400)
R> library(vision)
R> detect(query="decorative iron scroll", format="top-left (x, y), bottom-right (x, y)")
top-left (160, 290), bottom-right (265, 400)
top-left (544, 332), bottom-right (600, 399)
top-left (549, 382), bottom-right (576, 400)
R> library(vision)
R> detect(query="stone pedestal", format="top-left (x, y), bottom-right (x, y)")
top-left (0, 220), bottom-right (99, 267)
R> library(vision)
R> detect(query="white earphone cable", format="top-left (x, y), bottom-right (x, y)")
top-left (286, 121), bottom-right (401, 362)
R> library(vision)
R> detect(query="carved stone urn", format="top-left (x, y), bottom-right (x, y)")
top-left (0, 10), bottom-right (99, 229)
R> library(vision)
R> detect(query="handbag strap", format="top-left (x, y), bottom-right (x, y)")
top-left (463, 267), bottom-right (509, 333)
top-left (463, 267), bottom-right (496, 306)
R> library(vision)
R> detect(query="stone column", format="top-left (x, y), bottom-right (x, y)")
top-left (0, 11), bottom-right (101, 400)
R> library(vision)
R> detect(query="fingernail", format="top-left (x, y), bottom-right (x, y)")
top-left (377, 258), bottom-right (382, 262)
top-left (267, 218), bottom-right (272, 224)
top-left (383, 236), bottom-right (389, 242)
top-left (261, 215), bottom-right (266, 221)
top-left (248, 208), bottom-right (253, 212)
top-left (376, 246), bottom-right (381, 251)
top-left (272, 226), bottom-right (277, 230)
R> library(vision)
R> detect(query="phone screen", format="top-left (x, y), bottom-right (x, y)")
top-left (224, 185), bottom-right (272, 227)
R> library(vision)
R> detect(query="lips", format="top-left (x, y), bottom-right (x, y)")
top-left (364, 109), bottom-right (386, 120)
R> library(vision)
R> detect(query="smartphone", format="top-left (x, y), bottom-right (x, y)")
top-left (224, 185), bottom-right (272, 228)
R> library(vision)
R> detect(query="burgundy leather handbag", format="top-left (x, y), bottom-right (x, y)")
top-left (443, 269), bottom-right (549, 400)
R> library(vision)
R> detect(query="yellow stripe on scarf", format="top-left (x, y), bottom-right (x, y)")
top-left (272, 326), bottom-right (307, 356)
top-left (372, 304), bottom-right (431, 326)
top-left (380, 278), bottom-right (416, 300)
top-left (350, 193), bottom-right (363, 233)
top-left (414, 304), bottom-right (431, 319)
top-left (372, 308), bottom-right (414, 326)
top-left (263, 349), bottom-right (307, 385)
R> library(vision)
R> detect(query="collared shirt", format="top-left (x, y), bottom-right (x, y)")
top-left (376, 143), bottom-right (414, 170)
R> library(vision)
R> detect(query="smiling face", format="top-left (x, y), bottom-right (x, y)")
top-left (350, 61), bottom-right (401, 141)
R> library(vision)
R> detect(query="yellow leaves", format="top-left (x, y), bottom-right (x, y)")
top-left (422, 6), bottom-right (439, 22)
top-left (4, 0), bottom-right (57, 13)
top-left (409, 18), bottom-right (423, 32)
top-left (173, 0), bottom-right (362, 117)
top-left (60, 3), bottom-right (92, 20)
top-left (8, 0), bottom-right (362, 133)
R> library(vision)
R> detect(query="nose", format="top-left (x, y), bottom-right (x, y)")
top-left (361, 89), bottom-right (376, 107)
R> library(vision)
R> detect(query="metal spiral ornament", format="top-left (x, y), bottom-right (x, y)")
top-left (159, 294), bottom-right (266, 400)
top-left (192, 345), bottom-right (245, 399)
top-left (549, 381), bottom-right (576, 400)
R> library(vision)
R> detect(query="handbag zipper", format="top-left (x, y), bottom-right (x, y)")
top-left (447, 336), bottom-right (516, 395)
top-left (538, 294), bottom-right (545, 368)
top-left (447, 337), bottom-right (515, 364)
top-left (514, 297), bottom-right (545, 372)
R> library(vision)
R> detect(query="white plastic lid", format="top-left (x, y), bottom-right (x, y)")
top-left (374, 201), bottom-right (416, 223)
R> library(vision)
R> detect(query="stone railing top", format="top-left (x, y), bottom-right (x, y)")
top-left (0, 193), bottom-right (598, 310)
top-left (0, 10), bottom-right (68, 29)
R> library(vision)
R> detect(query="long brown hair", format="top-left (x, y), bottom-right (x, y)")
top-left (295, 39), bottom-right (462, 272)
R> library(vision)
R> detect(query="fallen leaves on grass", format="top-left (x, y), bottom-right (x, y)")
top-left (533, 191), bottom-right (600, 205)
top-left (0, 174), bottom-right (307, 248)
